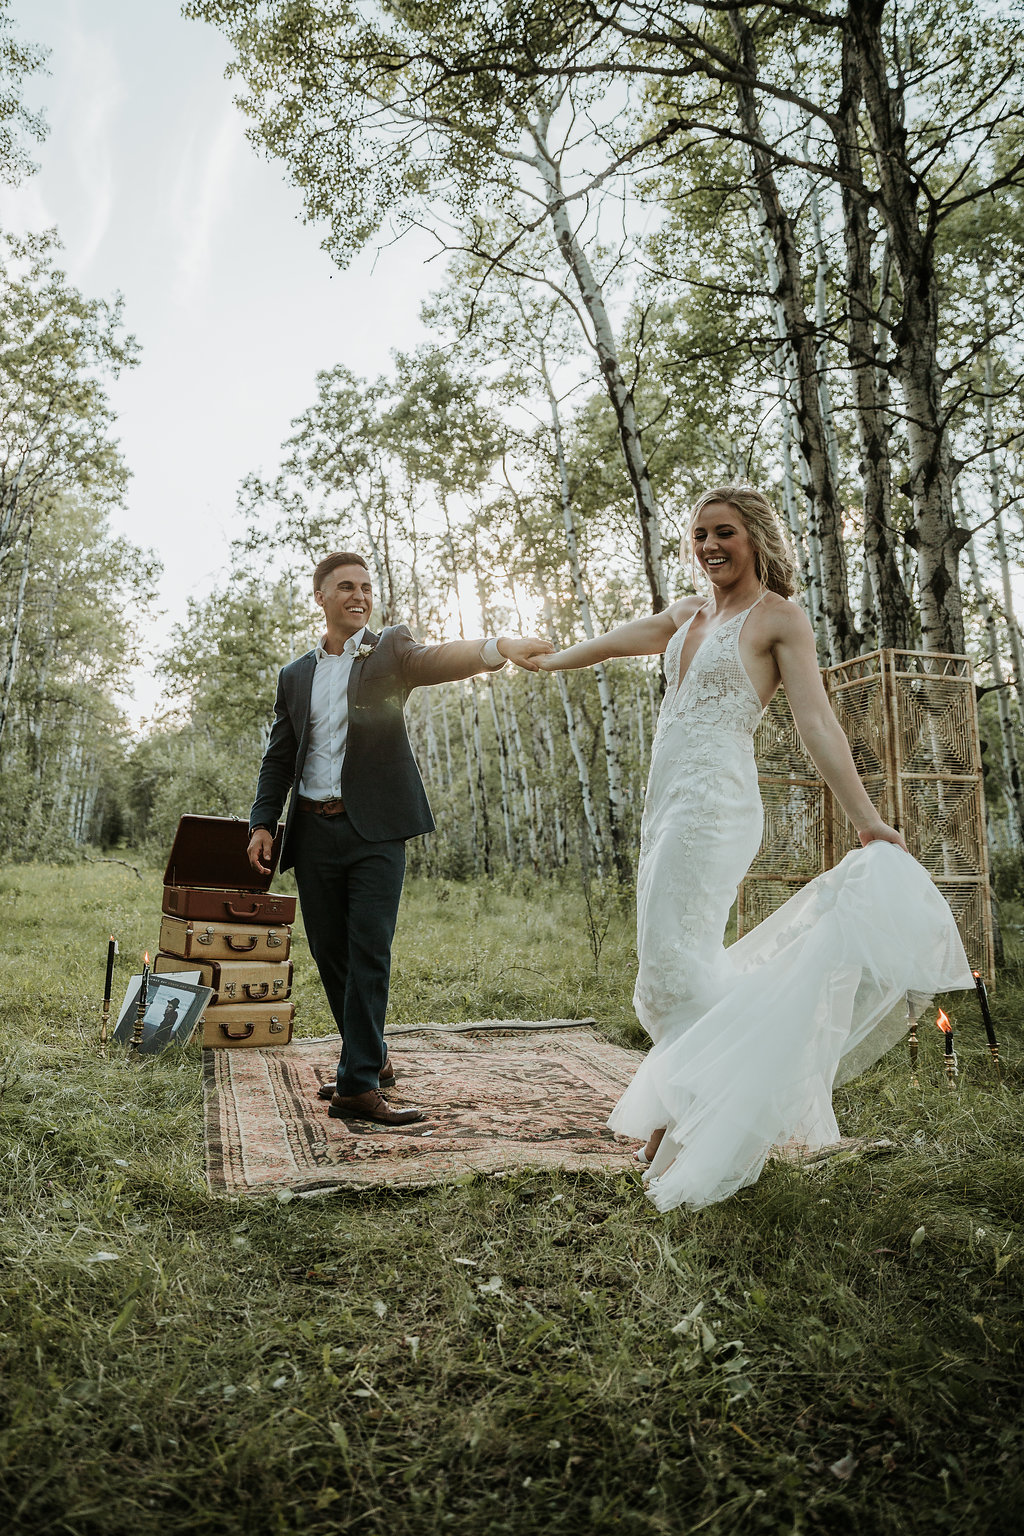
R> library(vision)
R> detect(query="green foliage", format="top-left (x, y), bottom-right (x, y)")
top-left (0, 497), bottom-right (159, 860)
top-left (185, 0), bottom-right (579, 263)
top-left (0, 0), bottom-right (47, 185)
top-left (0, 228), bottom-right (139, 563)
top-left (1, 862), bottom-right (1022, 1534)
top-left (990, 851), bottom-right (1024, 907)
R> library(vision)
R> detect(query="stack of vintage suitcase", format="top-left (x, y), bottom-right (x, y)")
top-left (154, 815), bottom-right (296, 1048)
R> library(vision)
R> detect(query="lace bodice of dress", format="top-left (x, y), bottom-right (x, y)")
top-left (658, 603), bottom-right (765, 740)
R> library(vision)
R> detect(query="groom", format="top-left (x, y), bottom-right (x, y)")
top-left (247, 552), bottom-right (550, 1126)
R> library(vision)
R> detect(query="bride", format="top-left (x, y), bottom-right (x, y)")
top-left (538, 485), bottom-right (974, 1210)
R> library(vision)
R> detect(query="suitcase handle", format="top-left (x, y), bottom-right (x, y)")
top-left (224, 899), bottom-right (262, 918)
top-left (242, 982), bottom-right (270, 1000)
top-left (218, 1020), bottom-right (256, 1040)
top-left (225, 935), bottom-right (259, 952)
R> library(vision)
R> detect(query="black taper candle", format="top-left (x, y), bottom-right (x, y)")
top-left (101, 935), bottom-right (118, 1053)
top-left (103, 936), bottom-right (117, 1004)
top-left (973, 971), bottom-right (1001, 1078)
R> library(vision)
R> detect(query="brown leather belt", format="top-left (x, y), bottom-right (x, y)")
top-left (296, 795), bottom-right (346, 817)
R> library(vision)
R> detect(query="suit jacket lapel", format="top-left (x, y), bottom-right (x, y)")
top-left (346, 628), bottom-right (380, 722)
top-left (293, 651), bottom-right (317, 757)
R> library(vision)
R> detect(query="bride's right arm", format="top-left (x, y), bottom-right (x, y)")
top-left (537, 606), bottom-right (685, 671)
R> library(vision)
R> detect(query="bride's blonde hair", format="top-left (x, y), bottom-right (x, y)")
top-left (688, 484), bottom-right (796, 599)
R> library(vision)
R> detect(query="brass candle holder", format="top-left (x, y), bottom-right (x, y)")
top-left (935, 1009), bottom-right (958, 1089)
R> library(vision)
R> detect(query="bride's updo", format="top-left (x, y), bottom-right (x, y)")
top-left (689, 484), bottom-right (796, 599)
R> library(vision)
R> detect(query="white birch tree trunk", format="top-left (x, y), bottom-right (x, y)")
top-left (0, 516), bottom-right (32, 759)
top-left (959, 487), bottom-right (1024, 846)
top-left (501, 682), bottom-right (540, 868)
top-left (486, 679), bottom-right (515, 864)
top-left (540, 347), bottom-right (632, 879)
top-left (528, 103), bottom-right (667, 612)
top-left (984, 350), bottom-right (1024, 730)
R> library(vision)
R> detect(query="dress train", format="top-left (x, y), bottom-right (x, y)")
top-left (610, 841), bottom-right (974, 1210)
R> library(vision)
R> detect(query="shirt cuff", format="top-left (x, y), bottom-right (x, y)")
top-left (481, 637), bottom-right (507, 670)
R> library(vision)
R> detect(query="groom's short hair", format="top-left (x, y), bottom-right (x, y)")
top-left (313, 552), bottom-right (370, 592)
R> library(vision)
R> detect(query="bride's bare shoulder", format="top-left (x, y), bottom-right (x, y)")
top-left (666, 595), bottom-right (704, 630)
top-left (747, 593), bottom-right (812, 656)
top-left (757, 592), bottom-right (810, 633)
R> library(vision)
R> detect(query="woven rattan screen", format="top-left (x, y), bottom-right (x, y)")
top-left (738, 649), bottom-right (993, 977)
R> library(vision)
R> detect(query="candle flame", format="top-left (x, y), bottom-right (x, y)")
top-left (144, 951), bottom-right (150, 965)
top-left (935, 1008), bottom-right (952, 1035)
top-left (973, 970), bottom-right (982, 980)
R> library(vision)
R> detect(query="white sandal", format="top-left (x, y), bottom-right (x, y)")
top-left (634, 1145), bottom-right (652, 1168)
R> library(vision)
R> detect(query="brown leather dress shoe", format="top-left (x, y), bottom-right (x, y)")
top-left (328, 1089), bottom-right (425, 1126)
top-left (318, 1061), bottom-right (395, 1100)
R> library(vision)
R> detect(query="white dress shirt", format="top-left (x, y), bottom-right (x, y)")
top-left (298, 630), bottom-right (506, 802)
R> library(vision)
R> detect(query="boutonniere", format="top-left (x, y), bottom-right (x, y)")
top-left (355, 640), bottom-right (377, 660)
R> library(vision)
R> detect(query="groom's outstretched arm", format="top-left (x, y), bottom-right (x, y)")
top-left (394, 625), bottom-right (552, 687)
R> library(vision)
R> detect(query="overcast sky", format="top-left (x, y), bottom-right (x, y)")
top-left (1, 0), bottom-right (440, 724)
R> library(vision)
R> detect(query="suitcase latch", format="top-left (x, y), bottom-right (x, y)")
top-left (223, 981), bottom-right (237, 998)
top-left (272, 978), bottom-right (285, 993)
top-left (198, 927), bottom-right (214, 945)
top-left (267, 931), bottom-right (282, 948)
top-left (269, 1016), bottom-right (284, 1033)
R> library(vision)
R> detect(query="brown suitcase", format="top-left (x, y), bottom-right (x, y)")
top-left (162, 814), bottom-right (296, 924)
top-left (202, 1001), bottom-right (295, 1049)
top-left (153, 953), bottom-right (292, 1005)
top-left (159, 914), bottom-right (291, 964)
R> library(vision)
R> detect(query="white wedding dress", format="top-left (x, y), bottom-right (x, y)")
top-left (609, 601), bottom-right (975, 1210)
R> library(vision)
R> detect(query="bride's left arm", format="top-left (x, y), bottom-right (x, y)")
top-left (774, 607), bottom-right (907, 850)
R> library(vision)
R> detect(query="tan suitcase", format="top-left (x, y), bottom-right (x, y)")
top-left (202, 1001), bottom-right (295, 1048)
top-left (158, 914), bottom-right (291, 964)
top-left (153, 953), bottom-right (292, 1005)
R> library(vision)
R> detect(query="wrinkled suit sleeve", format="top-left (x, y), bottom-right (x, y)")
top-left (392, 623), bottom-right (503, 689)
top-left (249, 670), bottom-right (298, 833)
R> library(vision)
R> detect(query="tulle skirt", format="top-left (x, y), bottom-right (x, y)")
top-left (610, 842), bottom-right (975, 1210)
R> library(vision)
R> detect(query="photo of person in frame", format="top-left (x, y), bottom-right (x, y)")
top-left (113, 975), bottom-right (212, 1056)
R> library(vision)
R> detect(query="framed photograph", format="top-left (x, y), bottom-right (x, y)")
top-left (113, 973), bottom-right (213, 1055)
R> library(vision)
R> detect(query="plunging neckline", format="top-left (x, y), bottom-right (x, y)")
top-left (673, 595), bottom-right (765, 696)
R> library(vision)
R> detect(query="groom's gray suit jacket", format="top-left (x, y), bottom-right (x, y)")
top-left (249, 624), bottom-right (499, 871)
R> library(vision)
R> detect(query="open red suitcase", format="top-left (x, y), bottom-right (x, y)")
top-left (162, 815), bottom-right (296, 924)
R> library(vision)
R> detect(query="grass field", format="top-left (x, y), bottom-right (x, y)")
top-left (1, 860), bottom-right (1022, 1535)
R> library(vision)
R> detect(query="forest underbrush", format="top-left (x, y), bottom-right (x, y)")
top-left (1, 861), bottom-right (1021, 1535)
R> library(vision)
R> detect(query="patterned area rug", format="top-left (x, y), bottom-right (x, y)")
top-left (203, 1022), bottom-right (646, 1196)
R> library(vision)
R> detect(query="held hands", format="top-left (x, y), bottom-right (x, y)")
top-left (247, 828), bottom-right (274, 875)
top-left (497, 636), bottom-right (555, 672)
top-left (858, 819), bottom-right (908, 853)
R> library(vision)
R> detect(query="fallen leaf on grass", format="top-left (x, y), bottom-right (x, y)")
top-left (86, 1252), bottom-right (119, 1263)
top-left (477, 1275), bottom-right (503, 1294)
top-left (909, 1226), bottom-right (926, 1251)
top-left (830, 1453), bottom-right (857, 1480)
